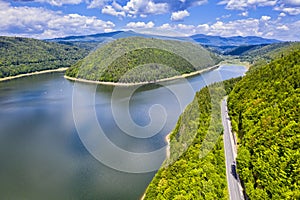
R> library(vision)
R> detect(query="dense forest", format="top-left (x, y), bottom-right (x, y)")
top-left (70, 48), bottom-right (196, 83)
top-left (2, 34), bottom-right (298, 198)
top-left (144, 46), bottom-right (299, 199)
top-left (228, 50), bottom-right (300, 199)
top-left (143, 78), bottom-right (241, 199)
top-left (65, 37), bottom-right (221, 83)
top-left (0, 36), bottom-right (88, 78)
top-left (238, 42), bottom-right (300, 66)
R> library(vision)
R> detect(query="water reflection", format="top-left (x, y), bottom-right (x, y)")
top-left (0, 65), bottom-right (246, 199)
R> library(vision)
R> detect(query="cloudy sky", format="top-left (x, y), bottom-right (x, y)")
top-left (1, 0), bottom-right (300, 40)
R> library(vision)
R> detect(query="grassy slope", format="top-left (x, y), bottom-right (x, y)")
top-left (228, 50), bottom-right (300, 199)
top-left (0, 36), bottom-right (88, 78)
top-left (66, 37), bottom-right (221, 83)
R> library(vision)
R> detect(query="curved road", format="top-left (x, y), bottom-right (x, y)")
top-left (221, 98), bottom-right (244, 200)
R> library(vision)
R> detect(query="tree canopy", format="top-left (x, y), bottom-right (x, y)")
top-left (228, 49), bottom-right (300, 199)
top-left (0, 36), bottom-right (88, 78)
top-left (144, 78), bottom-right (240, 199)
top-left (66, 37), bottom-right (221, 83)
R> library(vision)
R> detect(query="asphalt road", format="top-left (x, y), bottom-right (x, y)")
top-left (221, 98), bottom-right (244, 200)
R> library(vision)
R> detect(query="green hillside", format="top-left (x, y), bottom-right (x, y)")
top-left (143, 46), bottom-right (299, 199)
top-left (0, 36), bottom-right (88, 78)
top-left (65, 37), bottom-right (221, 83)
top-left (143, 78), bottom-right (240, 199)
top-left (240, 42), bottom-right (300, 67)
top-left (228, 50), bottom-right (300, 199)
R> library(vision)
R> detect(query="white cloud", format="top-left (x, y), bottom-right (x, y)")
top-left (87, 0), bottom-right (209, 18)
top-left (197, 24), bottom-right (210, 32)
top-left (261, 15), bottom-right (271, 20)
top-left (239, 11), bottom-right (249, 16)
top-left (276, 25), bottom-right (289, 30)
top-left (154, 17), bottom-right (292, 39)
top-left (102, 5), bottom-right (125, 17)
top-left (283, 0), bottom-right (300, 6)
top-left (157, 0), bottom-right (207, 12)
top-left (146, 1), bottom-right (168, 14)
top-left (177, 23), bottom-right (195, 30)
top-left (283, 7), bottom-right (300, 15)
top-left (126, 21), bottom-right (155, 28)
top-left (37, 0), bottom-right (83, 6)
top-left (217, 13), bottom-right (232, 20)
top-left (1, 0), bottom-right (299, 41)
top-left (0, 1), bottom-right (115, 39)
top-left (88, 0), bottom-right (112, 9)
top-left (171, 10), bottom-right (190, 21)
top-left (210, 20), bottom-right (261, 37)
top-left (219, 0), bottom-right (277, 10)
top-left (126, 16), bottom-right (299, 41)
top-left (159, 23), bottom-right (172, 29)
top-left (218, 0), bottom-right (300, 16)
top-left (90, 0), bottom-right (169, 17)
top-left (279, 12), bottom-right (286, 17)
top-left (122, 0), bottom-right (168, 16)
top-left (275, 5), bottom-right (300, 15)
top-left (201, 18), bottom-right (300, 41)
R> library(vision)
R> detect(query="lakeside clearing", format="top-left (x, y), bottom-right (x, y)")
top-left (64, 65), bottom-right (219, 86)
top-left (0, 67), bottom-right (68, 82)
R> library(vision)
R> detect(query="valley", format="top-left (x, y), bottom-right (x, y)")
top-left (0, 31), bottom-right (299, 199)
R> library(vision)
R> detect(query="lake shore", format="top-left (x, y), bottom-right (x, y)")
top-left (165, 133), bottom-right (171, 159)
top-left (64, 65), bottom-right (219, 86)
top-left (219, 61), bottom-right (251, 70)
top-left (0, 67), bottom-right (68, 82)
top-left (141, 132), bottom-right (171, 200)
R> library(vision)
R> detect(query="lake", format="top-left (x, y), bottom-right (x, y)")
top-left (0, 65), bottom-right (246, 199)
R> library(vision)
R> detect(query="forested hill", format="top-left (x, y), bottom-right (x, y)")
top-left (237, 42), bottom-right (300, 67)
top-left (143, 78), bottom-right (240, 199)
top-left (143, 48), bottom-right (299, 199)
top-left (65, 37), bottom-right (221, 83)
top-left (228, 50), bottom-right (300, 199)
top-left (0, 36), bottom-right (88, 78)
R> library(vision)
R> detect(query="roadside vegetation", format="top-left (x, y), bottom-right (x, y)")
top-left (144, 45), bottom-right (299, 199)
top-left (144, 78), bottom-right (241, 199)
top-left (228, 49), bottom-right (300, 199)
top-left (2, 34), bottom-right (298, 199)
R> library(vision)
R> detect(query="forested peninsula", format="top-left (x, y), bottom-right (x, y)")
top-left (65, 37), bottom-right (221, 84)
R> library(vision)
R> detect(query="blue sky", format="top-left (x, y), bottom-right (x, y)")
top-left (1, 0), bottom-right (300, 40)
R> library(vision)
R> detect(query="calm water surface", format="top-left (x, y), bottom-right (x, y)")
top-left (0, 65), bottom-right (246, 199)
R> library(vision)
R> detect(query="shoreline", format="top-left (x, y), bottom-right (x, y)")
top-left (165, 133), bottom-right (171, 159)
top-left (141, 132), bottom-right (171, 200)
top-left (0, 67), bottom-right (68, 82)
top-left (219, 61), bottom-right (251, 70)
top-left (64, 65), bottom-right (219, 86)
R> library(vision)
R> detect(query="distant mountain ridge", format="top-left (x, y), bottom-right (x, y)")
top-left (48, 31), bottom-right (124, 42)
top-left (48, 31), bottom-right (281, 49)
top-left (191, 34), bottom-right (280, 46)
